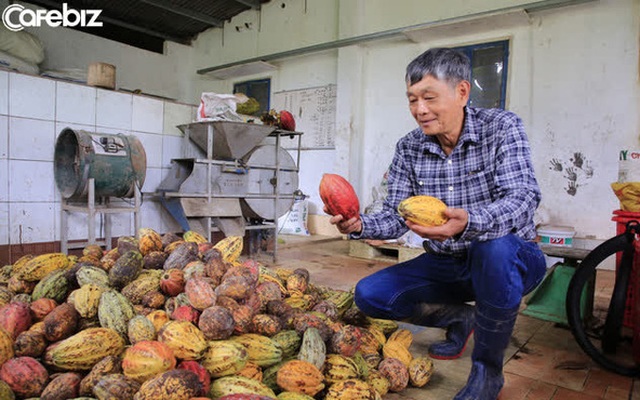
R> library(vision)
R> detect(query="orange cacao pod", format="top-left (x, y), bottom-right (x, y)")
top-left (122, 340), bottom-right (177, 383)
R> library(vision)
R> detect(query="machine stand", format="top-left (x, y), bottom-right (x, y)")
top-left (60, 178), bottom-right (142, 253)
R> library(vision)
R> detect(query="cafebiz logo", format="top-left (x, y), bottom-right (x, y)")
top-left (2, 3), bottom-right (102, 32)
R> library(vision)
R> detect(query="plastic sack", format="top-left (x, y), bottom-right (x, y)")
top-left (278, 192), bottom-right (310, 236)
top-left (197, 92), bottom-right (248, 122)
top-left (0, 25), bottom-right (44, 65)
top-left (611, 182), bottom-right (640, 212)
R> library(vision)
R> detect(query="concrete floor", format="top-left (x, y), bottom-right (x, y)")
top-left (270, 235), bottom-right (640, 400)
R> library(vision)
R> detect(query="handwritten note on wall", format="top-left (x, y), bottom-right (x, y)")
top-left (272, 84), bottom-right (336, 150)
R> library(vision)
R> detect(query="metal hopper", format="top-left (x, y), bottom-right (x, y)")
top-left (178, 121), bottom-right (277, 160)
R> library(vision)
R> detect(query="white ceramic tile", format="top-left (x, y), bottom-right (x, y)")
top-left (163, 102), bottom-right (193, 136)
top-left (0, 115), bottom-right (8, 158)
top-left (132, 96), bottom-right (164, 134)
top-left (54, 122), bottom-right (95, 138)
top-left (9, 74), bottom-right (55, 120)
top-left (9, 202), bottom-right (55, 244)
top-left (56, 82), bottom-right (96, 126)
top-left (140, 199), bottom-right (168, 233)
top-left (9, 117), bottom-right (56, 161)
top-left (62, 210), bottom-right (104, 242)
top-left (9, 160), bottom-right (55, 202)
top-left (134, 131), bottom-right (163, 169)
top-left (141, 167), bottom-right (162, 194)
top-left (162, 135), bottom-right (183, 167)
top-left (96, 89), bottom-right (132, 130)
top-left (0, 202), bottom-right (8, 245)
top-left (0, 159), bottom-right (7, 202)
top-left (0, 71), bottom-right (8, 115)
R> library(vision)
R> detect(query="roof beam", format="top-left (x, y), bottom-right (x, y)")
top-left (139, 0), bottom-right (224, 27)
top-left (231, 0), bottom-right (261, 10)
top-left (26, 0), bottom-right (191, 44)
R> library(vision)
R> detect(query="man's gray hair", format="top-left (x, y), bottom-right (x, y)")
top-left (405, 48), bottom-right (471, 87)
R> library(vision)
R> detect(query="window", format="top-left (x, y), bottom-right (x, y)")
top-left (455, 40), bottom-right (509, 109)
top-left (233, 78), bottom-right (271, 116)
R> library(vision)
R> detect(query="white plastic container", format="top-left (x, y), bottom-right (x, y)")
top-left (537, 225), bottom-right (576, 247)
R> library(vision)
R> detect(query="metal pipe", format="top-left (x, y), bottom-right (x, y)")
top-left (197, 0), bottom-right (597, 75)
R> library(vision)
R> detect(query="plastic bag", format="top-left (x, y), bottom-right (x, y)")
top-left (611, 182), bottom-right (640, 212)
top-left (197, 92), bottom-right (248, 122)
top-left (278, 192), bottom-right (310, 236)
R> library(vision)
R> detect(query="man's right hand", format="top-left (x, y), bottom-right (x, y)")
top-left (326, 208), bottom-right (362, 235)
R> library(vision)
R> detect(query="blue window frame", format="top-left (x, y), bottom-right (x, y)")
top-left (233, 78), bottom-right (271, 116)
top-left (455, 40), bottom-right (509, 109)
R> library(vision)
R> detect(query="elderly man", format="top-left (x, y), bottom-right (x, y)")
top-left (329, 47), bottom-right (546, 399)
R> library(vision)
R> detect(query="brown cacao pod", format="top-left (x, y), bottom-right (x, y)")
top-left (185, 276), bottom-right (217, 310)
top-left (44, 302), bottom-right (79, 342)
top-left (93, 373), bottom-right (140, 400)
top-left (40, 372), bottom-right (82, 400)
top-left (134, 369), bottom-right (203, 400)
top-left (198, 305), bottom-right (235, 340)
top-left (79, 355), bottom-right (122, 396)
top-left (319, 173), bottom-right (360, 220)
top-left (330, 324), bottom-right (363, 358)
top-left (109, 250), bottom-right (143, 289)
top-left (13, 330), bottom-right (46, 357)
top-left (143, 250), bottom-right (167, 269)
top-left (29, 297), bottom-right (58, 321)
top-left (0, 327), bottom-right (14, 364)
top-left (163, 241), bottom-right (199, 270)
top-left (377, 357), bottom-right (409, 392)
top-left (117, 236), bottom-right (140, 255)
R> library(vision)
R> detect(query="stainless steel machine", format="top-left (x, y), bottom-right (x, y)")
top-left (156, 121), bottom-right (302, 253)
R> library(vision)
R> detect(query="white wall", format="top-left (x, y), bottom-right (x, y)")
top-left (189, 0), bottom-right (639, 243)
top-left (0, 70), bottom-right (198, 246)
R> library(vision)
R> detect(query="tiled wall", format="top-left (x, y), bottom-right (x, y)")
top-left (0, 70), bottom-right (201, 253)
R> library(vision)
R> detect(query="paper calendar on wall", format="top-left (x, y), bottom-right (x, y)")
top-left (272, 84), bottom-right (336, 150)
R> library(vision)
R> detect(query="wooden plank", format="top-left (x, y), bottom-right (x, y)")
top-left (348, 240), bottom-right (425, 262)
top-left (180, 198), bottom-right (242, 217)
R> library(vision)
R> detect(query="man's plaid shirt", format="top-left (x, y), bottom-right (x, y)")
top-left (354, 106), bottom-right (541, 257)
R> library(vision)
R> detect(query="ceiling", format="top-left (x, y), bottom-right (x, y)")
top-left (24, 0), bottom-right (272, 53)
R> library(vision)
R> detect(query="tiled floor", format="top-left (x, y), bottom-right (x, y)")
top-left (271, 235), bottom-right (640, 400)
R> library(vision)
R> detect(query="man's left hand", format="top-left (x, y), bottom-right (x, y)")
top-left (405, 208), bottom-right (468, 242)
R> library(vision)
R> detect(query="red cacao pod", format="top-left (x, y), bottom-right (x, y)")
top-left (0, 356), bottom-right (49, 398)
top-left (177, 360), bottom-right (210, 395)
top-left (171, 305), bottom-right (201, 324)
top-left (0, 301), bottom-right (32, 339)
top-left (30, 298), bottom-right (58, 321)
top-left (319, 173), bottom-right (360, 220)
top-left (40, 372), bottom-right (82, 400)
top-left (160, 268), bottom-right (185, 296)
top-left (279, 110), bottom-right (296, 131)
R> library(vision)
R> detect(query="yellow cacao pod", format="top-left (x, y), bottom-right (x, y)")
top-left (213, 236), bottom-right (243, 263)
top-left (201, 340), bottom-right (248, 378)
top-left (382, 340), bottom-right (413, 367)
top-left (183, 230), bottom-right (207, 244)
top-left (231, 333), bottom-right (283, 367)
top-left (397, 195), bottom-right (448, 227)
top-left (387, 328), bottom-right (413, 349)
top-left (14, 253), bottom-right (70, 281)
top-left (138, 228), bottom-right (163, 255)
top-left (44, 327), bottom-right (125, 371)
top-left (408, 356), bottom-right (435, 387)
top-left (157, 320), bottom-right (207, 360)
top-left (210, 375), bottom-right (276, 398)
top-left (276, 360), bottom-right (325, 396)
top-left (325, 379), bottom-right (379, 400)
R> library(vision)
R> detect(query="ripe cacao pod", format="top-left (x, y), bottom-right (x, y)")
top-left (325, 379), bottom-right (378, 400)
top-left (279, 110), bottom-right (296, 131)
top-left (200, 340), bottom-right (248, 378)
top-left (377, 357), bottom-right (409, 392)
top-left (0, 356), bottom-right (49, 398)
top-left (138, 227), bottom-right (163, 255)
top-left (178, 360), bottom-right (211, 394)
top-left (408, 355), bottom-right (435, 387)
top-left (134, 369), bottom-right (203, 399)
top-left (157, 320), bottom-right (208, 360)
top-left (199, 305), bottom-right (235, 340)
top-left (319, 173), bottom-right (360, 220)
top-left (122, 340), bottom-right (177, 383)
top-left (397, 195), bottom-right (448, 227)
top-left (40, 372), bottom-right (82, 400)
top-left (44, 327), bottom-right (126, 371)
top-left (277, 359), bottom-right (325, 396)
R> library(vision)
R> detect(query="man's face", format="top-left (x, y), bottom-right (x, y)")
top-left (406, 74), bottom-right (469, 136)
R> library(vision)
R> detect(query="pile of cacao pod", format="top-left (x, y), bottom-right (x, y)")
top-left (0, 228), bottom-right (435, 399)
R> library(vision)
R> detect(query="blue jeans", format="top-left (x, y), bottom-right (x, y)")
top-left (354, 234), bottom-right (547, 320)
